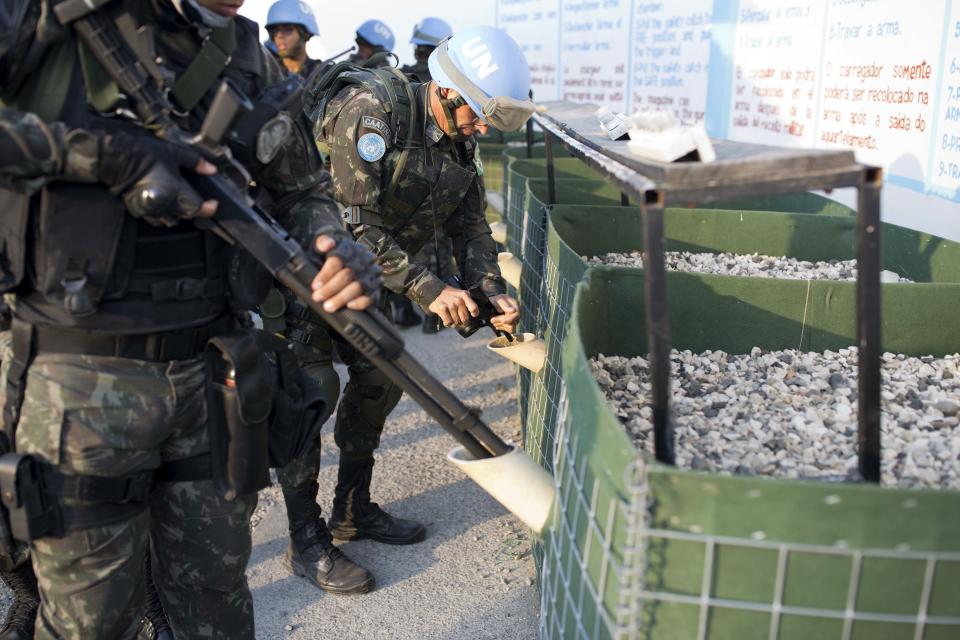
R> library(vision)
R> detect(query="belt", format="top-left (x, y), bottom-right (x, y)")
top-left (32, 315), bottom-right (237, 362)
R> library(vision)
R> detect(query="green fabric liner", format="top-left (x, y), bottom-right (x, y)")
top-left (558, 270), bottom-right (960, 637)
top-left (578, 266), bottom-right (960, 358)
top-left (550, 204), bottom-right (960, 283)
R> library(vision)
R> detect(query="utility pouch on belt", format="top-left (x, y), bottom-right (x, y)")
top-left (205, 331), bottom-right (273, 501)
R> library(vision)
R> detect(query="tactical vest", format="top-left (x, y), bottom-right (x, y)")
top-left (0, 3), bottom-right (267, 333)
top-left (306, 66), bottom-right (479, 257)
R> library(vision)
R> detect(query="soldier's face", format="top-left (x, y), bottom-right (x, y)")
top-left (270, 24), bottom-right (305, 58)
top-left (195, 0), bottom-right (244, 17)
top-left (447, 90), bottom-right (490, 137)
top-left (355, 41), bottom-right (375, 60)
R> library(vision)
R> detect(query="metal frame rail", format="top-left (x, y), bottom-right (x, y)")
top-left (531, 102), bottom-right (882, 481)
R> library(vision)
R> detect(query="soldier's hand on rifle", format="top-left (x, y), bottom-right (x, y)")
top-left (429, 286), bottom-right (481, 327)
top-left (488, 294), bottom-right (520, 334)
top-left (97, 133), bottom-right (219, 226)
top-left (311, 235), bottom-right (381, 311)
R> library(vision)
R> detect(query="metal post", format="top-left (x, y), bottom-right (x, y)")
top-left (856, 168), bottom-right (882, 482)
top-left (641, 194), bottom-right (674, 465)
top-left (545, 133), bottom-right (557, 206)
top-left (525, 118), bottom-right (534, 159)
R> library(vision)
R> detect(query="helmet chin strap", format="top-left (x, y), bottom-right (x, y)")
top-left (436, 87), bottom-right (469, 142)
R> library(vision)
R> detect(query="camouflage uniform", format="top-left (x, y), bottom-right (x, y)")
top-left (315, 78), bottom-right (505, 524)
top-left (0, 2), bottom-right (348, 637)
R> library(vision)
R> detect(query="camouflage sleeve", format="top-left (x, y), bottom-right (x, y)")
top-left (446, 157), bottom-right (506, 298)
top-left (323, 90), bottom-right (445, 306)
top-left (0, 108), bottom-right (101, 194)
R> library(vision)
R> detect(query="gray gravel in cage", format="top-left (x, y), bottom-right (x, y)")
top-left (591, 348), bottom-right (960, 488)
top-left (586, 250), bottom-right (912, 282)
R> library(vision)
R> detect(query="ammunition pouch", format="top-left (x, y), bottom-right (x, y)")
top-left (204, 331), bottom-right (272, 501)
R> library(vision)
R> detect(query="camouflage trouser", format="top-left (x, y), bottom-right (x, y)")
top-left (0, 331), bottom-right (29, 571)
top-left (332, 332), bottom-right (404, 462)
top-left (14, 352), bottom-right (255, 640)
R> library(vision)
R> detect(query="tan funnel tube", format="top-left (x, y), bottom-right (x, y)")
top-left (490, 221), bottom-right (507, 245)
top-left (448, 445), bottom-right (556, 534)
top-left (488, 333), bottom-right (546, 373)
top-left (498, 252), bottom-right (522, 289)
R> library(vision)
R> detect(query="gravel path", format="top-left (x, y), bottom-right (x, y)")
top-left (0, 328), bottom-right (539, 639)
top-left (586, 250), bottom-right (912, 282)
top-left (592, 348), bottom-right (960, 488)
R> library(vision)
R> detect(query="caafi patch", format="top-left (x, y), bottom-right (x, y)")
top-left (357, 133), bottom-right (387, 162)
top-left (362, 116), bottom-right (391, 138)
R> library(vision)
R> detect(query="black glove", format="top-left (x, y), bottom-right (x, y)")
top-left (313, 236), bottom-right (383, 301)
top-left (97, 133), bottom-right (209, 227)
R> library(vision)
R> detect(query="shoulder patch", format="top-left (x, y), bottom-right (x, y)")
top-left (357, 132), bottom-right (387, 162)
top-left (362, 115), bottom-right (391, 138)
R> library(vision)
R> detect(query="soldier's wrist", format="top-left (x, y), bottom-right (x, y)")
top-left (60, 128), bottom-right (102, 183)
top-left (417, 278), bottom-right (447, 307)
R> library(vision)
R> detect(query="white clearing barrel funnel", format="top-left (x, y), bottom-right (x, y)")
top-left (488, 333), bottom-right (546, 373)
top-left (498, 252), bottom-right (522, 289)
top-left (448, 444), bottom-right (556, 534)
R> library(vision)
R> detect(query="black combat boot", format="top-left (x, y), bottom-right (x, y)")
top-left (283, 488), bottom-right (373, 594)
top-left (137, 554), bottom-right (174, 640)
top-left (0, 562), bottom-right (39, 640)
top-left (328, 457), bottom-right (426, 545)
top-left (384, 292), bottom-right (420, 327)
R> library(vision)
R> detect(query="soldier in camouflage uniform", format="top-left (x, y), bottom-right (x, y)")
top-left (0, 0), bottom-right (379, 637)
top-left (347, 19), bottom-right (424, 327)
top-left (265, 0), bottom-right (323, 81)
top-left (400, 17), bottom-right (455, 334)
top-left (310, 25), bottom-right (539, 556)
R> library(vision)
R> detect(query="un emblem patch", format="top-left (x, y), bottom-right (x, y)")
top-left (357, 133), bottom-right (386, 162)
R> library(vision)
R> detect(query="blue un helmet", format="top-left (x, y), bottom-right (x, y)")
top-left (265, 0), bottom-right (319, 37)
top-left (356, 19), bottom-right (395, 52)
top-left (428, 26), bottom-right (541, 132)
top-left (410, 17), bottom-right (452, 47)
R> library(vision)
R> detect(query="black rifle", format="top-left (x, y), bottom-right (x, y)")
top-left (56, 3), bottom-right (509, 460)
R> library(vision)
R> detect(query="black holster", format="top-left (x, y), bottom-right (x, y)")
top-left (260, 332), bottom-right (328, 469)
top-left (204, 331), bottom-right (272, 501)
top-left (0, 454), bottom-right (62, 543)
